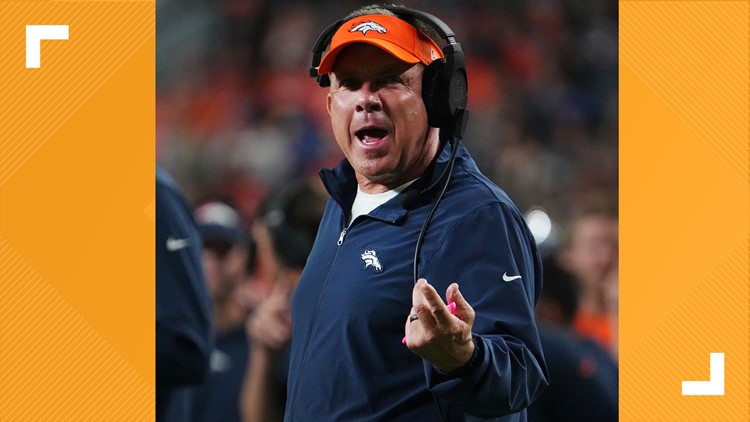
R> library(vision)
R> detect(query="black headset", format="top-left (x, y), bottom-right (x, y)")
top-left (309, 6), bottom-right (469, 140)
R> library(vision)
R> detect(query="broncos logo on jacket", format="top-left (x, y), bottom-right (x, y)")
top-left (360, 249), bottom-right (383, 272)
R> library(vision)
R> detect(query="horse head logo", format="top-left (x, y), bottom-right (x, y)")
top-left (360, 249), bottom-right (383, 272)
top-left (350, 21), bottom-right (387, 36)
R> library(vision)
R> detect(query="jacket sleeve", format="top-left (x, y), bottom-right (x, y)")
top-left (422, 202), bottom-right (548, 418)
top-left (155, 170), bottom-right (213, 389)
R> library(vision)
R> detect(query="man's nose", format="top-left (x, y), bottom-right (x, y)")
top-left (355, 82), bottom-right (382, 113)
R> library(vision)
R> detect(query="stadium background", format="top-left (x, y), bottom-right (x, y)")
top-left (155, 0), bottom-right (618, 244)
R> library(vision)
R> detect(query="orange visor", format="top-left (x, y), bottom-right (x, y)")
top-left (317, 14), bottom-right (444, 76)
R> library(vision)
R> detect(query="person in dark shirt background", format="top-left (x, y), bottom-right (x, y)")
top-left (189, 200), bottom-right (257, 422)
top-left (156, 166), bottom-right (213, 422)
top-left (528, 256), bottom-right (618, 422)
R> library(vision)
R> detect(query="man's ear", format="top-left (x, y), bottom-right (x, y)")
top-left (326, 74), bottom-right (333, 115)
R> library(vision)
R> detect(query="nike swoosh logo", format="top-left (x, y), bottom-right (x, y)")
top-left (502, 272), bottom-right (522, 282)
top-left (166, 236), bottom-right (190, 252)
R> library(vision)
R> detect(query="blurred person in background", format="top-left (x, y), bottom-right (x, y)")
top-left (156, 166), bottom-right (213, 422)
top-left (240, 180), bottom-right (327, 422)
top-left (560, 204), bottom-right (619, 358)
top-left (189, 200), bottom-right (258, 421)
top-left (284, 4), bottom-right (547, 421)
top-left (528, 257), bottom-right (617, 422)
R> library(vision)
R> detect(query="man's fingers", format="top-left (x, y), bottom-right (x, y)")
top-left (446, 283), bottom-right (474, 324)
top-left (446, 283), bottom-right (464, 312)
top-left (418, 279), bottom-right (453, 326)
top-left (412, 278), bottom-right (427, 307)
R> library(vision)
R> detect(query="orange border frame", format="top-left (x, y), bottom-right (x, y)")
top-left (620, 1), bottom-right (749, 420)
top-left (0, 1), bottom-right (154, 420)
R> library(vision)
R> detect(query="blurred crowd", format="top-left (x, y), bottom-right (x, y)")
top-left (155, 1), bottom-right (619, 420)
top-left (156, 0), bottom-right (617, 230)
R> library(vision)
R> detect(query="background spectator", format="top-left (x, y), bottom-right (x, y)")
top-left (528, 256), bottom-right (618, 421)
top-left (156, 166), bottom-right (213, 422)
top-left (240, 179), bottom-right (327, 422)
top-left (560, 203), bottom-right (619, 357)
top-left (189, 200), bottom-right (258, 421)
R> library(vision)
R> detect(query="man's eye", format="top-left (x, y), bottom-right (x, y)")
top-left (339, 78), bottom-right (361, 89)
top-left (382, 75), bottom-right (402, 85)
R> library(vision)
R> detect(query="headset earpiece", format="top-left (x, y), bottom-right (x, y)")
top-left (421, 50), bottom-right (468, 139)
top-left (423, 40), bottom-right (468, 139)
top-left (421, 58), bottom-right (444, 129)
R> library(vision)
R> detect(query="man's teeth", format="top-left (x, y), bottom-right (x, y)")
top-left (356, 129), bottom-right (387, 144)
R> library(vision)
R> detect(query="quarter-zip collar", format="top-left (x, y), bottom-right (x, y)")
top-left (319, 140), bottom-right (460, 225)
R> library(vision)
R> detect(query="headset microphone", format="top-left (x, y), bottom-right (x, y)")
top-left (399, 136), bottom-right (459, 210)
top-left (397, 189), bottom-right (421, 211)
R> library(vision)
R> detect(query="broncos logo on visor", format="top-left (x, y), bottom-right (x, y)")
top-left (350, 21), bottom-right (387, 35)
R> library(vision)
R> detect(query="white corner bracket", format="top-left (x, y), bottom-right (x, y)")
top-left (681, 352), bottom-right (724, 396)
top-left (26, 25), bottom-right (69, 68)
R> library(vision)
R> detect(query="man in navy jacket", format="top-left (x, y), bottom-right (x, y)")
top-left (156, 166), bottom-right (212, 421)
top-left (285, 5), bottom-right (547, 421)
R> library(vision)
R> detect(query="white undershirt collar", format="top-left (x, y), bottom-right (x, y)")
top-left (349, 179), bottom-right (416, 224)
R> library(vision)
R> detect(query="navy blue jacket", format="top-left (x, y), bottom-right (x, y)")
top-left (189, 326), bottom-right (249, 422)
top-left (528, 326), bottom-right (617, 422)
top-left (156, 166), bottom-right (213, 422)
top-left (285, 143), bottom-right (548, 421)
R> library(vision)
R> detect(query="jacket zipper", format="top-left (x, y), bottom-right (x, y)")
top-left (337, 227), bottom-right (348, 245)
top-left (290, 216), bottom-right (350, 418)
top-left (290, 211), bottom-right (401, 418)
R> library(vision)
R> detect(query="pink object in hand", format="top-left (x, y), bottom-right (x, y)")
top-left (402, 301), bottom-right (456, 345)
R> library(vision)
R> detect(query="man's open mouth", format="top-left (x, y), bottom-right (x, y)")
top-left (355, 128), bottom-right (388, 145)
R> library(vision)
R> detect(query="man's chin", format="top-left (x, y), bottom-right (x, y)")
top-left (353, 166), bottom-right (401, 190)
